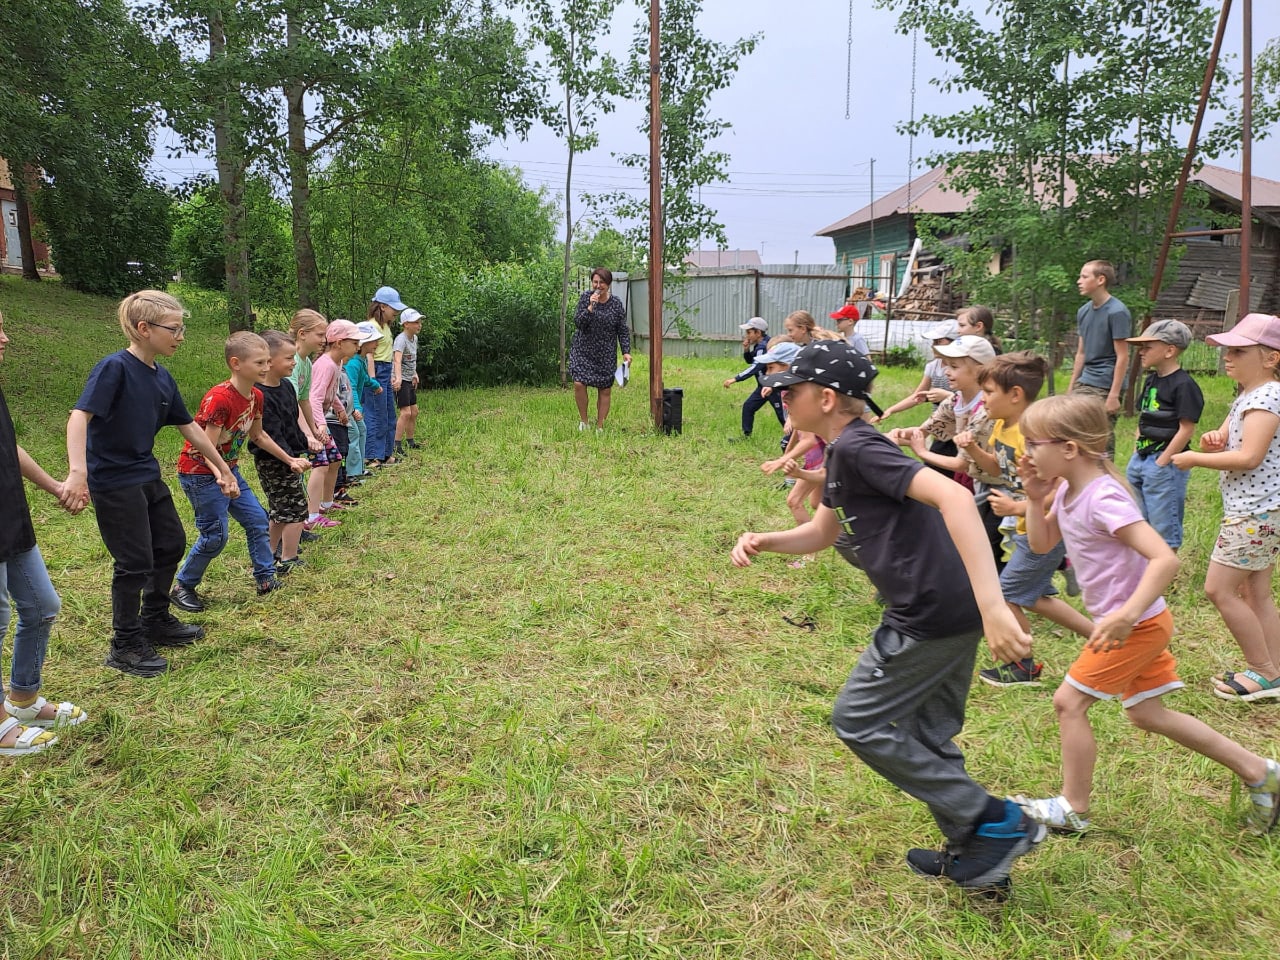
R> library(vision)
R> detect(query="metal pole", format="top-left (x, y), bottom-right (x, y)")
top-left (1241, 0), bottom-right (1253, 319)
top-left (868, 157), bottom-right (876, 295)
top-left (648, 0), bottom-right (664, 431)
top-left (1147, 0), bottom-right (1232, 307)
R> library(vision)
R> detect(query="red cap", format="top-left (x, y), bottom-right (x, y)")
top-left (830, 304), bottom-right (861, 321)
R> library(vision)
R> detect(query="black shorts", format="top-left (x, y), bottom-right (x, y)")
top-left (396, 382), bottom-right (417, 409)
top-left (254, 455), bottom-right (308, 524)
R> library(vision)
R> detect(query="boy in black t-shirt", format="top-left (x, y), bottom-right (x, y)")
top-left (731, 340), bottom-right (1046, 895)
top-left (251, 331), bottom-right (312, 573)
top-left (1124, 320), bottom-right (1204, 550)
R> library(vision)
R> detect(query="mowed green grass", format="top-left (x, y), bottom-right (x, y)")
top-left (1, 274), bottom-right (1278, 959)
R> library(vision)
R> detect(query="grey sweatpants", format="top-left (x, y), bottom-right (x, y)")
top-left (832, 622), bottom-right (992, 843)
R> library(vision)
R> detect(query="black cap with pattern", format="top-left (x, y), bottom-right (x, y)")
top-left (762, 340), bottom-right (883, 417)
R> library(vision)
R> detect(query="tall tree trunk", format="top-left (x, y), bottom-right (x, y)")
top-left (13, 179), bottom-right (40, 282)
top-left (285, 12), bottom-right (319, 311)
top-left (210, 7), bottom-right (253, 332)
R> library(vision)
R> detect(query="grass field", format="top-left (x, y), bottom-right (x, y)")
top-left (1, 274), bottom-right (1278, 959)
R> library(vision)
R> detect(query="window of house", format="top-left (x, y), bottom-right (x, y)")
top-left (850, 258), bottom-right (868, 285)
top-left (879, 254), bottom-right (896, 296)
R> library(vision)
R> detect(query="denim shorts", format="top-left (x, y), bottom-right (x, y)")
top-left (999, 531), bottom-right (1066, 606)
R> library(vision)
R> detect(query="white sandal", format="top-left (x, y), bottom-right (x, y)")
top-left (4, 696), bottom-right (88, 729)
top-left (0, 716), bottom-right (58, 756)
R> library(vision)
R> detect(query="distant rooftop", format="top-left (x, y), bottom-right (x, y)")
top-left (815, 161), bottom-right (1280, 237)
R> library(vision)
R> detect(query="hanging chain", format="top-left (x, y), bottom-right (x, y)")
top-left (844, 0), bottom-right (854, 120)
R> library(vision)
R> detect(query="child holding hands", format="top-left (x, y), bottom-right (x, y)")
top-left (66, 291), bottom-right (238, 677)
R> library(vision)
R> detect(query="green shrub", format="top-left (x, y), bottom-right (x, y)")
top-left (421, 256), bottom-right (561, 388)
top-left (880, 344), bottom-right (923, 368)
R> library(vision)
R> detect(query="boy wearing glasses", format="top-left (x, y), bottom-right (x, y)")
top-left (65, 291), bottom-right (237, 677)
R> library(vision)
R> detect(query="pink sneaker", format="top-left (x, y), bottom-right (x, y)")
top-left (320, 502), bottom-right (349, 513)
top-left (303, 515), bottom-right (341, 530)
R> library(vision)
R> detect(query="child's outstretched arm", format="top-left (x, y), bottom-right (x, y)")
top-left (64, 410), bottom-right (92, 510)
top-left (177, 422), bottom-right (240, 498)
top-left (732, 504), bottom-right (840, 566)
top-left (1173, 409), bottom-right (1280, 472)
top-left (17, 444), bottom-right (86, 513)
top-left (906, 467), bottom-right (1031, 664)
top-left (1088, 521), bottom-right (1177, 652)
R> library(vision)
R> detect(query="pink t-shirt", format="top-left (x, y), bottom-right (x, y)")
top-left (308, 354), bottom-right (346, 426)
top-left (1053, 474), bottom-right (1166, 623)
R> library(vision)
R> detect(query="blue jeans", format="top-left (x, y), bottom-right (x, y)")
top-left (1126, 453), bottom-right (1191, 549)
top-left (176, 466), bottom-right (275, 587)
top-left (365, 361), bottom-right (396, 461)
top-left (741, 384), bottom-right (785, 436)
top-left (0, 545), bottom-right (61, 696)
top-left (347, 410), bottom-right (368, 477)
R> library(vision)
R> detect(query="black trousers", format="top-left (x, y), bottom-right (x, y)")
top-left (91, 478), bottom-right (187, 647)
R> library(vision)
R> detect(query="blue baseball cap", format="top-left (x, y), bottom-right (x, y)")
top-left (755, 341), bottom-right (801, 366)
top-left (371, 286), bottom-right (408, 311)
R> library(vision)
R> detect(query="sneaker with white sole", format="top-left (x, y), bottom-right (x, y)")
top-left (906, 799), bottom-right (1046, 891)
top-left (1010, 793), bottom-right (1090, 834)
top-left (1245, 758), bottom-right (1280, 835)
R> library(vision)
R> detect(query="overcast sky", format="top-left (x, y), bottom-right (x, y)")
top-left (485, 1), bottom-right (1280, 265)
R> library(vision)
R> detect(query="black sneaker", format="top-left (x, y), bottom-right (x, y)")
top-left (169, 583), bottom-right (207, 613)
top-left (300, 530), bottom-right (322, 543)
top-left (907, 800), bottom-right (1046, 891)
top-left (275, 557), bottom-right (305, 576)
top-left (103, 644), bottom-right (169, 677)
top-left (406, 439), bottom-right (421, 449)
top-left (256, 577), bottom-right (282, 596)
top-left (979, 659), bottom-right (1043, 687)
top-left (144, 614), bottom-right (205, 648)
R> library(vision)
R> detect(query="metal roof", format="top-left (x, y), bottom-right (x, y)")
top-left (815, 160), bottom-right (1280, 237)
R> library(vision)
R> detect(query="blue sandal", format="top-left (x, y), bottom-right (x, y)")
top-left (1214, 670), bottom-right (1280, 703)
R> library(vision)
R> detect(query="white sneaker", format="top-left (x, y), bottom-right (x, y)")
top-left (578, 421), bottom-right (588, 432)
top-left (1009, 793), bottom-right (1090, 834)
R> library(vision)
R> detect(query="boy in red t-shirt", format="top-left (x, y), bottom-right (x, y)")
top-left (171, 332), bottom-right (310, 611)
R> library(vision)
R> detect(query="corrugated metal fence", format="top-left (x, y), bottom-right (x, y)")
top-left (613, 265), bottom-right (954, 358)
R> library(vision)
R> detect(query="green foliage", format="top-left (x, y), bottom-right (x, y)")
top-left (310, 121), bottom-right (559, 333)
top-left (0, 0), bottom-right (170, 292)
top-left (169, 178), bottom-right (297, 307)
top-left (571, 222), bottom-right (646, 275)
top-left (36, 161), bottom-right (173, 296)
top-left (880, 344), bottom-right (923, 368)
top-left (601, 0), bottom-right (759, 269)
top-left (878, 0), bottom-right (1231, 337)
top-left (421, 256), bottom-right (563, 388)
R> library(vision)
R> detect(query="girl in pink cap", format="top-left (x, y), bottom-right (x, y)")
top-left (1174, 313), bottom-right (1280, 701)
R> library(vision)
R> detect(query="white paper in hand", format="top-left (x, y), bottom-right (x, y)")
top-left (614, 359), bottom-right (630, 387)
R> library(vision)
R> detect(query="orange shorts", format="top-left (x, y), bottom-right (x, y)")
top-left (1064, 608), bottom-right (1183, 708)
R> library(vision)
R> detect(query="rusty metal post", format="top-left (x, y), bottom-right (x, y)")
top-left (648, 0), bottom-right (664, 431)
top-left (1147, 0), bottom-right (1232, 308)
